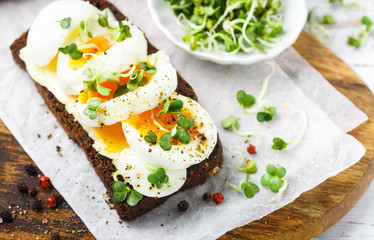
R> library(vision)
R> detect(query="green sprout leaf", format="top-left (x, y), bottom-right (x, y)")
top-left (236, 90), bottom-right (255, 110)
top-left (347, 16), bottom-right (372, 48)
top-left (261, 164), bottom-right (287, 193)
top-left (158, 133), bottom-right (172, 151)
top-left (139, 62), bottom-right (157, 74)
top-left (144, 131), bottom-right (157, 144)
top-left (83, 99), bottom-right (102, 120)
top-left (115, 21), bottom-right (132, 42)
top-left (178, 129), bottom-right (190, 144)
top-left (244, 182), bottom-right (259, 198)
top-left (257, 106), bottom-right (276, 122)
top-left (158, 98), bottom-right (184, 116)
top-left (272, 137), bottom-right (289, 150)
top-left (56, 17), bottom-right (71, 29)
top-left (147, 167), bottom-right (169, 189)
top-left (98, 11), bottom-right (116, 30)
top-left (238, 160), bottom-right (257, 174)
top-left (126, 189), bottom-right (143, 206)
top-left (177, 115), bottom-right (194, 129)
top-left (112, 181), bottom-right (130, 203)
top-left (58, 43), bottom-right (83, 60)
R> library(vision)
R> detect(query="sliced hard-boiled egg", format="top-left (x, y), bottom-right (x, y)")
top-left (122, 93), bottom-right (218, 170)
top-left (87, 51), bottom-right (177, 126)
top-left (112, 149), bottom-right (186, 198)
top-left (25, 0), bottom-right (100, 66)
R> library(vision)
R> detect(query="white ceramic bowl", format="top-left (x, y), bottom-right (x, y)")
top-left (147, 0), bottom-right (308, 65)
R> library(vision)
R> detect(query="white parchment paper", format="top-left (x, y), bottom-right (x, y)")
top-left (0, 0), bottom-right (369, 239)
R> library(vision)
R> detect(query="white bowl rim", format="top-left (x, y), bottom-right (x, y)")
top-left (147, 0), bottom-right (308, 65)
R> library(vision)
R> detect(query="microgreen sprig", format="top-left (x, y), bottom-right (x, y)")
top-left (229, 146), bottom-right (257, 174)
top-left (144, 131), bottom-right (172, 151)
top-left (79, 20), bottom-right (93, 42)
top-left (139, 62), bottom-right (157, 74)
top-left (171, 115), bottom-right (194, 144)
top-left (236, 90), bottom-right (255, 112)
top-left (348, 16), bottom-right (373, 48)
top-left (147, 167), bottom-right (169, 189)
top-left (307, 10), bottom-right (335, 44)
top-left (56, 17), bottom-right (71, 29)
top-left (83, 99), bottom-right (102, 120)
top-left (111, 176), bottom-right (143, 206)
top-left (257, 106), bottom-right (276, 122)
top-left (226, 174), bottom-right (259, 199)
top-left (260, 164), bottom-right (286, 193)
top-left (58, 43), bottom-right (83, 60)
top-left (329, 0), bottom-right (364, 9)
top-left (115, 21), bottom-right (132, 42)
top-left (221, 116), bottom-right (259, 137)
top-left (83, 69), bottom-right (113, 96)
top-left (158, 98), bottom-right (184, 116)
top-left (271, 106), bottom-right (307, 151)
top-left (98, 10), bottom-right (116, 30)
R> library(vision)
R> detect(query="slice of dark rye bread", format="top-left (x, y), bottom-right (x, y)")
top-left (10, 0), bottom-right (223, 221)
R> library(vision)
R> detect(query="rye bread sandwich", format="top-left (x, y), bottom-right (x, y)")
top-left (11, 0), bottom-right (223, 221)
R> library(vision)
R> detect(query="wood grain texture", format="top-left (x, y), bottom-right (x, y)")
top-left (1, 31), bottom-right (373, 239)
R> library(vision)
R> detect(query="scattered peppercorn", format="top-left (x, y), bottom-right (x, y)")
top-left (247, 144), bottom-right (257, 154)
top-left (202, 192), bottom-right (211, 202)
top-left (0, 210), bottom-right (12, 222)
top-left (177, 200), bottom-right (189, 212)
top-left (212, 193), bottom-right (224, 205)
top-left (31, 199), bottom-right (43, 211)
top-left (46, 197), bottom-right (57, 208)
top-left (53, 193), bottom-right (63, 205)
top-left (38, 176), bottom-right (51, 189)
top-left (17, 182), bottom-right (29, 193)
top-left (56, 146), bottom-right (61, 152)
top-left (51, 232), bottom-right (61, 240)
top-left (25, 164), bottom-right (37, 176)
top-left (28, 188), bottom-right (38, 197)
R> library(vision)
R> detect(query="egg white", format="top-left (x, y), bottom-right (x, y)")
top-left (122, 93), bottom-right (218, 170)
top-left (113, 149), bottom-right (187, 198)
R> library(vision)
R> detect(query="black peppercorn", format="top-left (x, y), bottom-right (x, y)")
top-left (28, 188), bottom-right (38, 197)
top-left (25, 164), bottom-right (37, 176)
top-left (17, 182), bottom-right (28, 193)
top-left (53, 193), bottom-right (64, 205)
top-left (177, 200), bottom-right (189, 212)
top-left (202, 192), bottom-right (211, 202)
top-left (31, 199), bottom-right (42, 211)
top-left (0, 210), bottom-right (12, 223)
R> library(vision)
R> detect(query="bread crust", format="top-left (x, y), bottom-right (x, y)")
top-left (10, 0), bottom-right (223, 221)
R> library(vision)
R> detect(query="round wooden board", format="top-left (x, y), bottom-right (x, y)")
top-left (1, 31), bottom-right (374, 240)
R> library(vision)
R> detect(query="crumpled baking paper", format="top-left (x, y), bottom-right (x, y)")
top-left (0, 0), bottom-right (368, 239)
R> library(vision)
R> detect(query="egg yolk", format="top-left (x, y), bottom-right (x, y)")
top-left (78, 65), bottom-right (154, 104)
top-left (93, 122), bottom-right (129, 153)
top-left (69, 36), bottom-right (115, 70)
top-left (126, 99), bottom-right (199, 144)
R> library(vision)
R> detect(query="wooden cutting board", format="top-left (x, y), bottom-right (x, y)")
top-left (1, 31), bottom-right (373, 240)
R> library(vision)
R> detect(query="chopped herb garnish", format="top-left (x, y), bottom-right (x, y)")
top-left (115, 21), bottom-right (132, 42)
top-left (58, 43), bottom-right (83, 60)
top-left (158, 98), bottom-right (184, 116)
top-left (257, 106), bottom-right (276, 122)
top-left (98, 11), bottom-right (116, 30)
top-left (260, 164), bottom-right (286, 193)
top-left (147, 167), bottom-right (169, 189)
top-left (83, 99), bottom-right (102, 120)
top-left (221, 115), bottom-right (258, 137)
top-left (139, 62), bottom-right (157, 74)
top-left (56, 17), bottom-right (71, 29)
top-left (348, 16), bottom-right (372, 48)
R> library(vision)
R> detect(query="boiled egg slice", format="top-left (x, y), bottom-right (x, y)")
top-left (112, 149), bottom-right (186, 198)
top-left (122, 93), bottom-right (218, 170)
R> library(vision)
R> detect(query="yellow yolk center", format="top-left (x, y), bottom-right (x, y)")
top-left (93, 122), bottom-right (129, 153)
top-left (126, 99), bottom-right (199, 144)
top-left (69, 36), bottom-right (115, 70)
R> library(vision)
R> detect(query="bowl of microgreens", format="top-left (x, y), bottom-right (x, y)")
top-left (147, 0), bottom-right (308, 65)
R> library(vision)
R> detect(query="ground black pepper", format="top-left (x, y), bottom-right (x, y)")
top-left (202, 192), bottom-right (211, 202)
